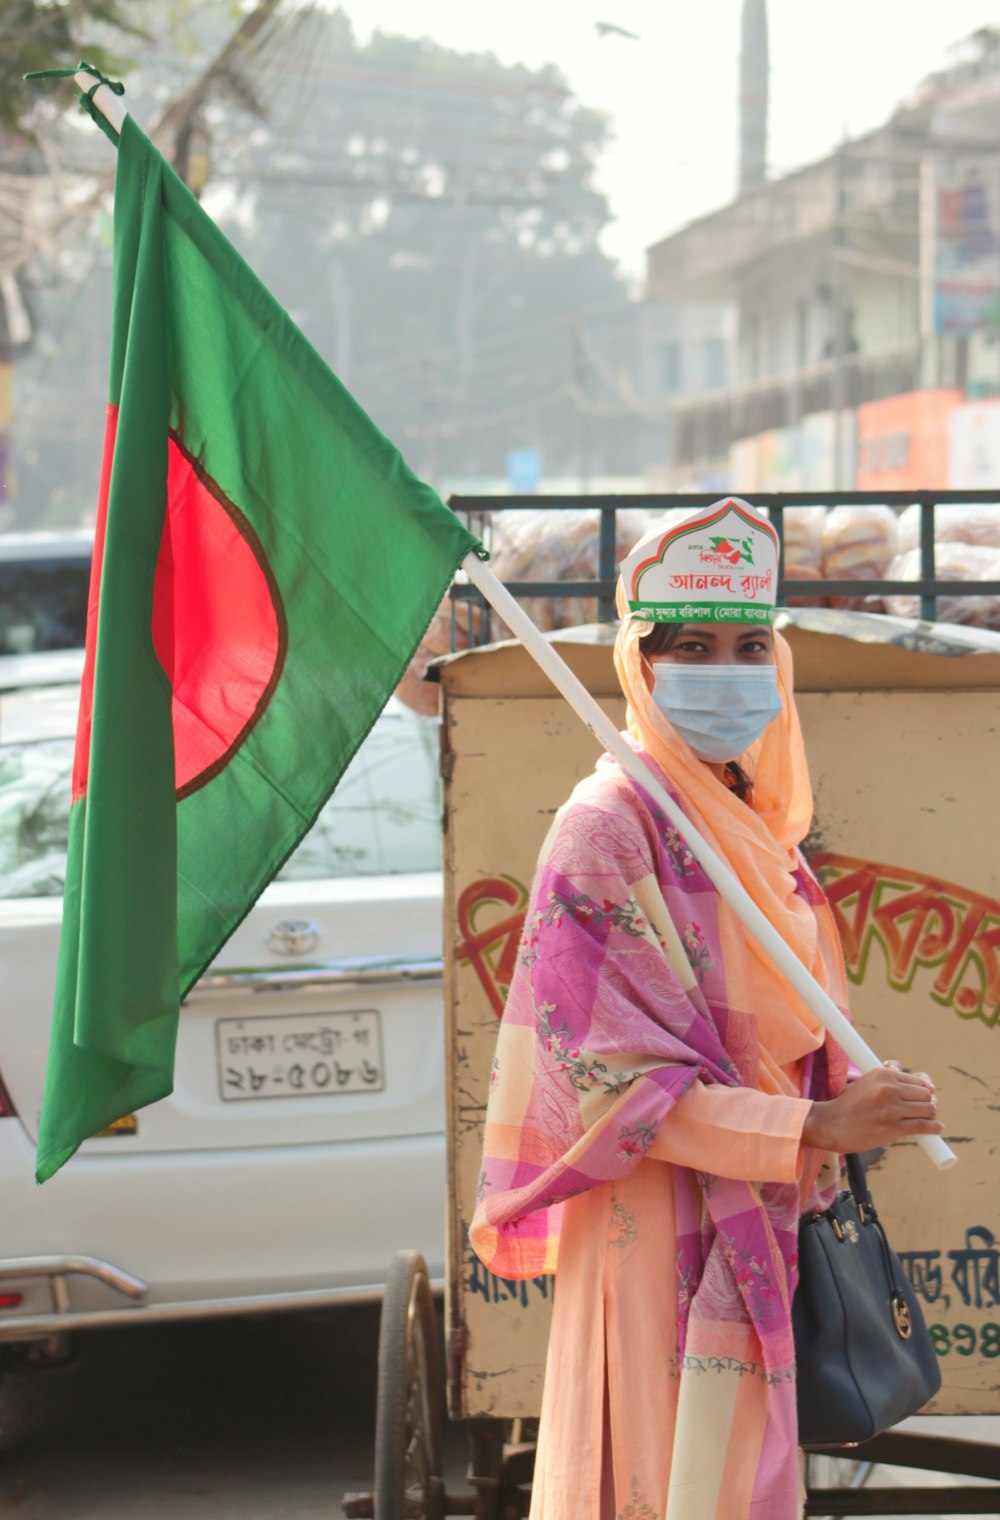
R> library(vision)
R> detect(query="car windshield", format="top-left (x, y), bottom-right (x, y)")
top-left (0, 559), bottom-right (90, 655)
top-left (0, 699), bottom-right (441, 899)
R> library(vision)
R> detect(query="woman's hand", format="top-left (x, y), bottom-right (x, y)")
top-left (802, 1062), bottom-right (943, 1153)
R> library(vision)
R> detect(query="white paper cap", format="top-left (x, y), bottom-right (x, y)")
top-left (620, 497), bottom-right (779, 624)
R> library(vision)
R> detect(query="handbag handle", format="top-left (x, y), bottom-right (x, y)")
top-left (844, 1153), bottom-right (875, 1219)
top-left (838, 1153), bottom-right (914, 1339)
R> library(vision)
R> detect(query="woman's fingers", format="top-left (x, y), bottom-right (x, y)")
top-left (878, 1070), bottom-right (943, 1134)
top-left (887, 1070), bottom-right (939, 1126)
top-left (883, 1065), bottom-right (936, 1102)
top-left (805, 1063), bottom-right (945, 1150)
top-left (883, 1059), bottom-right (935, 1089)
top-left (897, 1106), bottom-right (942, 1130)
top-left (897, 1076), bottom-right (935, 1104)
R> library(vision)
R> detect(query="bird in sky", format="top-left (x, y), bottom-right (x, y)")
top-left (595, 21), bottom-right (641, 40)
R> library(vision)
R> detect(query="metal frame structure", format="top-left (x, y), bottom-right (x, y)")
top-left (447, 490), bottom-right (1000, 633)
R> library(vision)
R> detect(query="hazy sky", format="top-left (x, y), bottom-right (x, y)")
top-left (339, 1), bottom-right (1000, 274)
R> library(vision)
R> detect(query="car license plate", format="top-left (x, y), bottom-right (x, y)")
top-left (215, 1010), bottom-right (384, 1101)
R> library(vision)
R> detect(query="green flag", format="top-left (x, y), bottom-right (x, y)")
top-left (36, 114), bottom-right (482, 1182)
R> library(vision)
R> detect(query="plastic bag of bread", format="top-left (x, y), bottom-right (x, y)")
top-left (821, 504), bottom-right (898, 578)
top-left (489, 508), bottom-right (597, 630)
top-left (488, 506), bottom-right (670, 630)
top-left (394, 507), bottom-right (665, 713)
top-left (821, 504), bottom-right (898, 609)
top-left (895, 502), bottom-right (1000, 556)
top-left (781, 506), bottom-right (826, 604)
top-left (884, 542), bottom-right (1000, 628)
top-left (393, 591), bottom-right (491, 716)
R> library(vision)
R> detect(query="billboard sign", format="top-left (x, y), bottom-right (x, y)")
top-left (928, 156), bottom-right (1000, 335)
top-left (950, 399), bottom-right (1000, 489)
top-left (856, 389), bottom-right (960, 491)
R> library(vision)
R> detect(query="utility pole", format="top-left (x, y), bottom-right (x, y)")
top-left (831, 144), bottom-right (848, 489)
top-left (739, 0), bottom-right (769, 194)
top-left (572, 314), bottom-right (592, 494)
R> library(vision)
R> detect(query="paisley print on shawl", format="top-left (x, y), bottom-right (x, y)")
top-left (593, 960), bottom-right (696, 1048)
top-left (721, 1004), bottom-right (761, 1088)
top-left (548, 805), bottom-right (653, 889)
top-left (688, 1235), bottom-right (748, 1322)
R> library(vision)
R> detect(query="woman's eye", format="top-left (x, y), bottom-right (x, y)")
top-left (738, 640), bottom-right (769, 656)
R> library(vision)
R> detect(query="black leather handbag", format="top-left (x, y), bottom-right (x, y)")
top-left (792, 1153), bottom-right (941, 1448)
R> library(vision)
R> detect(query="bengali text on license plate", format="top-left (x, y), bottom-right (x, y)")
top-left (216, 1010), bottom-right (384, 1101)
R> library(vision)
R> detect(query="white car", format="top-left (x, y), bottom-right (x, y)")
top-left (0, 649), bottom-right (446, 1357)
top-left (0, 532), bottom-right (92, 655)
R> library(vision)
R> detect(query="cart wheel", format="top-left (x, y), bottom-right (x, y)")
top-left (374, 1250), bottom-right (445, 1520)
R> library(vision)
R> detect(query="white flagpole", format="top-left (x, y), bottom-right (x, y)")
top-left (77, 76), bottom-right (953, 1171)
top-left (463, 552), bottom-right (956, 1172)
top-left (75, 70), bottom-right (127, 133)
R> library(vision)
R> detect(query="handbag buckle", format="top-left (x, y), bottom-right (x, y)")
top-left (892, 1293), bottom-right (913, 1339)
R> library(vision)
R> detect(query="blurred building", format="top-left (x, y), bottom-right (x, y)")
top-left (644, 27), bottom-right (1000, 492)
top-left (638, 300), bottom-right (736, 489)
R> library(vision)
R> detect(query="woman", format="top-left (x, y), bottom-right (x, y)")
top-left (469, 498), bottom-right (942, 1520)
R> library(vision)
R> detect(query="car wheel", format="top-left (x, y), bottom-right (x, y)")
top-left (373, 1250), bottom-right (444, 1520)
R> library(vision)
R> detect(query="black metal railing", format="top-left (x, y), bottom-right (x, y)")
top-left (447, 490), bottom-right (1000, 641)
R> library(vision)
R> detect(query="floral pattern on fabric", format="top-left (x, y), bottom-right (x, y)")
top-left (535, 1001), bottom-right (633, 1094)
top-left (676, 1251), bottom-right (698, 1318)
top-left (679, 1352), bottom-right (789, 1381)
top-left (617, 1120), bottom-right (657, 1164)
top-left (682, 920), bottom-right (713, 982)
top-left (537, 888), bottom-right (648, 937)
top-left (608, 1189), bottom-right (638, 1248)
top-left (655, 813), bottom-right (699, 884)
top-left (616, 1475), bottom-right (658, 1520)
top-left (719, 1230), bottom-right (779, 1326)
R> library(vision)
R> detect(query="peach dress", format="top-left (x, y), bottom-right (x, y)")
top-left (470, 624), bottom-right (850, 1519)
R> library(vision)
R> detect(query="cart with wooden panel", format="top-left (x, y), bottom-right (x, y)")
top-left (344, 495), bottom-right (1000, 1519)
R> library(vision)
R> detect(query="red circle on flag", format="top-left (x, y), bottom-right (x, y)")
top-left (152, 435), bottom-right (285, 798)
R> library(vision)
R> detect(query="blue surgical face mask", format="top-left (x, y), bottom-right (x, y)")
top-left (651, 663), bottom-right (783, 762)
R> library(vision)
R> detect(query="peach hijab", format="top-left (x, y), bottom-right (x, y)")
top-left (613, 532), bottom-right (850, 1092)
